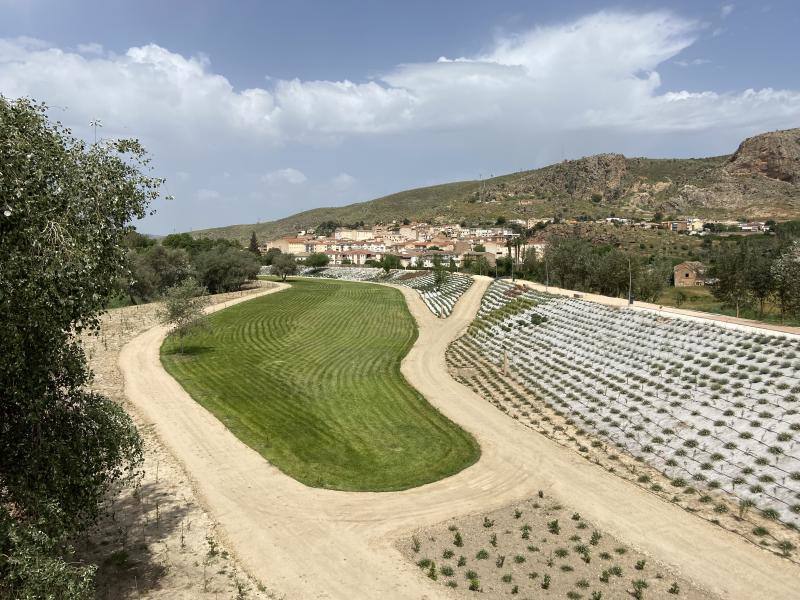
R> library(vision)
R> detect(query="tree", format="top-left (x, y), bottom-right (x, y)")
top-left (261, 247), bottom-right (282, 266)
top-left (710, 243), bottom-right (751, 317)
top-left (520, 248), bottom-right (538, 279)
top-left (593, 249), bottom-right (629, 297)
top-left (743, 241), bottom-right (776, 317)
top-left (772, 241), bottom-right (800, 321)
top-left (159, 278), bottom-right (209, 354)
top-left (123, 244), bottom-right (191, 302)
top-left (272, 253), bottom-right (298, 281)
top-left (194, 246), bottom-right (260, 294)
top-left (1, 98), bottom-right (160, 596)
top-left (306, 252), bottom-right (330, 269)
top-left (380, 254), bottom-right (401, 273)
top-left (473, 243), bottom-right (486, 253)
top-left (634, 259), bottom-right (672, 302)
top-left (471, 256), bottom-right (490, 276)
top-left (248, 231), bottom-right (260, 255)
top-left (432, 255), bottom-right (447, 289)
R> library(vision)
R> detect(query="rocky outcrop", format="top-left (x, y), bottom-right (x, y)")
top-left (726, 128), bottom-right (800, 184)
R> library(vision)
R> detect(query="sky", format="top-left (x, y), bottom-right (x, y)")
top-left (1, 0), bottom-right (799, 234)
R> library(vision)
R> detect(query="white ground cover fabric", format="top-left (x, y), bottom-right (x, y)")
top-left (460, 280), bottom-right (800, 526)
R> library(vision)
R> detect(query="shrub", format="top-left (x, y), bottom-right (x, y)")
top-left (668, 582), bottom-right (680, 594)
top-left (476, 549), bottom-right (489, 560)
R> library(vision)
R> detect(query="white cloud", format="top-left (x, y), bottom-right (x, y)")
top-left (2, 10), bottom-right (798, 148)
top-left (196, 188), bottom-right (221, 201)
top-left (331, 172), bottom-right (356, 190)
top-left (674, 58), bottom-right (712, 67)
top-left (2, 10), bottom-right (800, 233)
top-left (721, 4), bottom-right (735, 19)
top-left (262, 167), bottom-right (307, 185)
top-left (76, 42), bottom-right (104, 55)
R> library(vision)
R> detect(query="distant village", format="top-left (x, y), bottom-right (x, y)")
top-left (263, 216), bottom-right (770, 272)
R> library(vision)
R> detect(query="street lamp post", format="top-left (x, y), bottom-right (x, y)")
top-left (89, 119), bottom-right (103, 144)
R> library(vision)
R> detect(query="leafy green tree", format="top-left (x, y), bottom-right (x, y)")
top-left (473, 243), bottom-right (486, 253)
top-left (194, 246), bottom-right (260, 294)
top-left (772, 241), bottom-right (800, 321)
top-left (159, 278), bottom-right (209, 354)
top-left (315, 220), bottom-right (340, 237)
top-left (248, 231), bottom-right (260, 255)
top-left (593, 249), bottom-right (629, 297)
top-left (634, 259), bottom-right (672, 302)
top-left (124, 244), bottom-right (191, 302)
top-left (544, 238), bottom-right (595, 290)
top-left (0, 98), bottom-right (159, 597)
top-left (519, 248), bottom-right (537, 279)
top-left (272, 253), bottom-right (298, 281)
top-left (162, 232), bottom-right (240, 255)
top-left (471, 255), bottom-right (490, 276)
top-left (306, 252), bottom-right (330, 268)
top-left (261, 247), bottom-right (282, 266)
top-left (380, 254), bottom-right (401, 273)
top-left (495, 256), bottom-right (513, 277)
top-left (432, 255), bottom-right (447, 288)
top-left (710, 242), bottom-right (751, 317)
top-left (743, 241), bottom-right (777, 317)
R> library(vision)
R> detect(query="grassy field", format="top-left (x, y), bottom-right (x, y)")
top-left (160, 279), bottom-right (479, 491)
top-left (657, 286), bottom-right (800, 326)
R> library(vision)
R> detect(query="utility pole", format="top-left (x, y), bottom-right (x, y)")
top-left (545, 255), bottom-right (549, 292)
top-left (627, 256), bottom-right (633, 305)
top-left (89, 119), bottom-right (103, 144)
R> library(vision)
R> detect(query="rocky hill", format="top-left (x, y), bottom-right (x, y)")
top-left (195, 128), bottom-right (800, 243)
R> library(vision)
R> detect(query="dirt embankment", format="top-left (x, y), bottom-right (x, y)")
top-left (82, 283), bottom-right (282, 599)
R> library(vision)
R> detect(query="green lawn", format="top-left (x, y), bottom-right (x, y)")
top-left (160, 279), bottom-right (479, 491)
top-left (657, 286), bottom-right (800, 326)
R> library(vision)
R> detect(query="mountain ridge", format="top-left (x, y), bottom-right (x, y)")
top-left (194, 128), bottom-right (800, 243)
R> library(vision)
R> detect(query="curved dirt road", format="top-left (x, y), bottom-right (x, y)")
top-left (120, 276), bottom-right (800, 599)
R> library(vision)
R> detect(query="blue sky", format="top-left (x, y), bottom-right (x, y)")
top-left (2, 0), bottom-right (799, 234)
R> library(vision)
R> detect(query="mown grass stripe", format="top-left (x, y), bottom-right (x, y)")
top-left (161, 279), bottom-right (479, 491)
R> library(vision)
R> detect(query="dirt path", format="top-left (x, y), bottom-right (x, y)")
top-left (120, 275), bottom-right (800, 599)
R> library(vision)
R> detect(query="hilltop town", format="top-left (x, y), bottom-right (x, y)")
top-left (265, 215), bottom-right (771, 269)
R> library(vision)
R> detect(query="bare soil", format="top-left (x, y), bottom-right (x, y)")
top-left (80, 283), bottom-right (280, 599)
top-left (399, 496), bottom-right (717, 599)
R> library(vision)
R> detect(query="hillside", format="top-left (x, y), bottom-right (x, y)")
top-left (195, 128), bottom-right (800, 243)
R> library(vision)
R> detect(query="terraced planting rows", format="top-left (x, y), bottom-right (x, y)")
top-left (161, 278), bottom-right (478, 490)
top-left (448, 280), bottom-right (800, 540)
top-left (266, 265), bottom-right (474, 318)
top-left (401, 497), bottom-right (713, 599)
